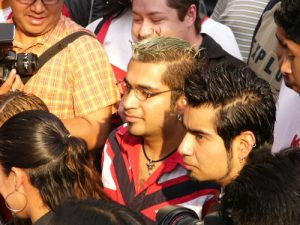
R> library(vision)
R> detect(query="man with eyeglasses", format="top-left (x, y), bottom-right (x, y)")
top-left (101, 36), bottom-right (219, 225)
top-left (1, 0), bottom-right (120, 151)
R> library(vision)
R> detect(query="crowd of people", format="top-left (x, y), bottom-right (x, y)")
top-left (0, 0), bottom-right (300, 225)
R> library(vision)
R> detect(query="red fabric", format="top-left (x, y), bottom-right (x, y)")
top-left (96, 18), bottom-right (112, 44)
top-left (61, 4), bottom-right (71, 17)
top-left (101, 126), bottom-right (220, 223)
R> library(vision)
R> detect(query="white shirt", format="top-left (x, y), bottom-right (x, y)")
top-left (86, 9), bottom-right (132, 72)
top-left (0, 6), bottom-right (11, 22)
top-left (201, 17), bottom-right (243, 60)
top-left (86, 10), bottom-right (243, 72)
top-left (272, 82), bottom-right (300, 153)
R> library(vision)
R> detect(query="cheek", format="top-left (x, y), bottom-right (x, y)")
top-left (198, 144), bottom-right (228, 166)
top-left (292, 58), bottom-right (300, 78)
top-left (132, 24), bottom-right (140, 40)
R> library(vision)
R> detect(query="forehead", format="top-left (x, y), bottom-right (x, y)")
top-left (277, 27), bottom-right (300, 53)
top-left (126, 60), bottom-right (168, 88)
top-left (183, 105), bottom-right (218, 132)
top-left (276, 27), bottom-right (288, 46)
top-left (132, 0), bottom-right (174, 15)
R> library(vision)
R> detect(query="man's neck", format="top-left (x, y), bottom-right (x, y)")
top-left (142, 126), bottom-right (186, 160)
top-left (0, 0), bottom-right (10, 9)
top-left (188, 33), bottom-right (203, 50)
top-left (14, 29), bottom-right (39, 48)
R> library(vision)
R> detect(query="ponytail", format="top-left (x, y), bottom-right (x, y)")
top-left (64, 136), bottom-right (107, 200)
top-left (0, 110), bottom-right (106, 211)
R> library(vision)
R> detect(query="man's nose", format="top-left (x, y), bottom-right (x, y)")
top-left (279, 55), bottom-right (292, 76)
top-left (178, 133), bottom-right (193, 156)
top-left (138, 21), bottom-right (156, 40)
top-left (30, 0), bottom-right (47, 13)
top-left (123, 89), bottom-right (140, 109)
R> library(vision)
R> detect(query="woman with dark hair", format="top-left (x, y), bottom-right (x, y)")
top-left (50, 198), bottom-right (145, 225)
top-left (0, 110), bottom-right (106, 225)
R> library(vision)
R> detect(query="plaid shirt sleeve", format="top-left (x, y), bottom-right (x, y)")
top-left (69, 34), bottom-right (120, 117)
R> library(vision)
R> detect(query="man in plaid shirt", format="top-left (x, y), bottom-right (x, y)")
top-left (1, 0), bottom-right (120, 150)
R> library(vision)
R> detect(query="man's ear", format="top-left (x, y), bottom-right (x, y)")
top-left (237, 131), bottom-right (256, 159)
top-left (176, 95), bottom-right (187, 115)
top-left (185, 4), bottom-right (197, 27)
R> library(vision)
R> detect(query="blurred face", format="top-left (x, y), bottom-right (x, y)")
top-left (276, 26), bottom-right (300, 93)
top-left (10, 0), bottom-right (63, 38)
top-left (132, 0), bottom-right (191, 41)
top-left (178, 105), bottom-right (240, 186)
top-left (123, 60), bottom-right (177, 137)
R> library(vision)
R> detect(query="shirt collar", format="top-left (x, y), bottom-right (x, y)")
top-left (200, 33), bottom-right (226, 59)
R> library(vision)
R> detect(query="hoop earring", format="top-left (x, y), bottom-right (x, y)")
top-left (253, 143), bottom-right (256, 148)
top-left (5, 176), bottom-right (27, 214)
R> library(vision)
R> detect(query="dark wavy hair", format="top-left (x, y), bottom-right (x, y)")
top-left (0, 110), bottom-right (106, 210)
top-left (184, 63), bottom-right (276, 150)
top-left (221, 147), bottom-right (300, 225)
top-left (50, 198), bottom-right (145, 225)
top-left (274, 0), bottom-right (300, 44)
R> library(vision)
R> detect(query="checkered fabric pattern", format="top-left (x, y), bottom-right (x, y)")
top-left (12, 16), bottom-right (120, 119)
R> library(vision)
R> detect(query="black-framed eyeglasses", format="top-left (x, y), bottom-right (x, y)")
top-left (118, 80), bottom-right (181, 101)
top-left (16, 0), bottom-right (60, 5)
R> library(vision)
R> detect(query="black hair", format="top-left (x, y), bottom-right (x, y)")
top-left (0, 110), bottom-right (106, 210)
top-left (166, 0), bottom-right (202, 34)
top-left (274, 0), bottom-right (300, 44)
top-left (184, 63), bottom-right (276, 150)
top-left (221, 147), bottom-right (300, 225)
top-left (50, 198), bottom-right (145, 225)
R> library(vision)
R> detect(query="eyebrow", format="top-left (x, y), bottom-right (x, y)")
top-left (124, 78), bottom-right (159, 91)
top-left (275, 33), bottom-right (287, 48)
top-left (132, 9), bottom-right (163, 14)
top-left (181, 121), bottom-right (210, 136)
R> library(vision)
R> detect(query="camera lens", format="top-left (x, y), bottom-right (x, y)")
top-left (156, 205), bottom-right (203, 225)
top-left (16, 53), bottom-right (38, 76)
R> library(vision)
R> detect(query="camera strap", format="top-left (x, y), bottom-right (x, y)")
top-left (37, 31), bottom-right (95, 71)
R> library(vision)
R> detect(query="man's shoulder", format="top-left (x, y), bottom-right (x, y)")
top-left (49, 16), bottom-right (96, 43)
top-left (61, 17), bottom-right (96, 38)
top-left (200, 34), bottom-right (244, 65)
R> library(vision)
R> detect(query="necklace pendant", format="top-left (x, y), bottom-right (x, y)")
top-left (146, 160), bottom-right (155, 176)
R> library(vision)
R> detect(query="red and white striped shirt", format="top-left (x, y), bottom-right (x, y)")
top-left (101, 125), bottom-right (220, 225)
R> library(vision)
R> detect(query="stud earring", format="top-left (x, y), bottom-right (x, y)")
top-left (239, 156), bottom-right (245, 163)
top-left (177, 114), bottom-right (182, 121)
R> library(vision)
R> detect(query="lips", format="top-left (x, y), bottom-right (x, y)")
top-left (28, 15), bottom-right (46, 25)
top-left (124, 113), bottom-right (142, 123)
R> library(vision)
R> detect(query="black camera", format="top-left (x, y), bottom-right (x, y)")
top-left (156, 205), bottom-right (226, 225)
top-left (0, 23), bottom-right (38, 84)
top-left (156, 205), bottom-right (203, 225)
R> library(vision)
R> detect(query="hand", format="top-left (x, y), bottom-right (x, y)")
top-left (0, 69), bottom-right (24, 95)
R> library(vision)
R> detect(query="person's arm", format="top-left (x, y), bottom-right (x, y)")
top-left (67, 32), bottom-right (120, 151)
top-left (63, 105), bottom-right (112, 150)
top-left (0, 69), bottom-right (24, 95)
